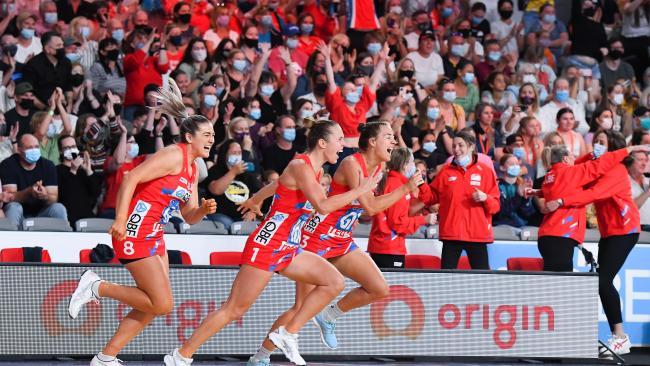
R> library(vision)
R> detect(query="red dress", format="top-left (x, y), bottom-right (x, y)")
top-left (113, 144), bottom-right (196, 261)
top-left (241, 154), bottom-right (321, 272)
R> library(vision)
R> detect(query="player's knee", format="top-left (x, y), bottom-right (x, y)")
top-left (328, 272), bottom-right (345, 294)
top-left (370, 280), bottom-right (390, 301)
top-left (152, 297), bottom-right (174, 316)
top-left (225, 304), bottom-right (249, 320)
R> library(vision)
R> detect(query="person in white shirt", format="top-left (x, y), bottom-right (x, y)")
top-left (627, 151), bottom-right (650, 231)
top-left (15, 12), bottom-right (42, 64)
top-left (490, 0), bottom-right (524, 64)
top-left (538, 78), bottom-right (589, 136)
top-left (406, 31), bottom-right (444, 89)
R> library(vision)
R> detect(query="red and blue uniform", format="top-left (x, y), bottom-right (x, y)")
top-left (113, 144), bottom-right (196, 261)
top-left (241, 155), bottom-right (321, 272)
top-left (302, 153), bottom-right (379, 258)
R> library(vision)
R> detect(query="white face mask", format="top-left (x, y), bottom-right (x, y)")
top-left (192, 49), bottom-right (207, 62)
top-left (612, 93), bottom-right (624, 105)
top-left (522, 74), bottom-right (537, 84)
top-left (600, 117), bottom-right (613, 130)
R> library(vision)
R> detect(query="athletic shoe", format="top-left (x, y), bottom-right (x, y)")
top-left (268, 326), bottom-right (306, 366)
top-left (600, 334), bottom-right (631, 357)
top-left (312, 314), bottom-right (338, 349)
top-left (68, 270), bottom-right (100, 319)
top-left (163, 348), bottom-right (193, 366)
top-left (90, 355), bottom-right (122, 365)
top-left (246, 356), bottom-right (271, 366)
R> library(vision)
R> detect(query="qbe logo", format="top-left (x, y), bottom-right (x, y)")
top-left (254, 212), bottom-right (288, 245)
top-left (304, 213), bottom-right (327, 234)
top-left (126, 200), bottom-right (151, 238)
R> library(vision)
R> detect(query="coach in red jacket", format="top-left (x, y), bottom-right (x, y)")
top-left (419, 131), bottom-right (500, 269)
top-left (368, 148), bottom-right (437, 268)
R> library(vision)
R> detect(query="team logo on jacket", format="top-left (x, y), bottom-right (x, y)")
top-left (470, 174), bottom-right (482, 186)
top-left (448, 176), bottom-right (457, 182)
top-left (126, 200), bottom-right (152, 238)
top-left (254, 212), bottom-right (288, 245)
top-left (544, 173), bottom-right (555, 184)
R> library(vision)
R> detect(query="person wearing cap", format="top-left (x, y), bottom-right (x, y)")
top-left (22, 31), bottom-right (73, 109)
top-left (15, 11), bottom-right (42, 64)
top-left (268, 24), bottom-right (308, 82)
top-left (405, 30), bottom-right (444, 89)
top-left (4, 81), bottom-right (36, 138)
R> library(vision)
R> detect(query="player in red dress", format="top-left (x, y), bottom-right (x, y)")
top-left (246, 121), bottom-right (423, 366)
top-left (163, 120), bottom-right (380, 366)
top-left (67, 80), bottom-right (217, 366)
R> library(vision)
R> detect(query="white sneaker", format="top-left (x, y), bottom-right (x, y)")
top-left (90, 355), bottom-right (122, 365)
top-left (268, 326), bottom-right (306, 366)
top-left (163, 348), bottom-right (193, 366)
top-left (600, 334), bottom-right (631, 358)
top-left (68, 270), bottom-right (101, 319)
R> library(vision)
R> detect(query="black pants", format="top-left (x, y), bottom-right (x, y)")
top-left (598, 234), bottom-right (638, 330)
top-left (370, 253), bottom-right (405, 269)
top-left (537, 236), bottom-right (578, 272)
top-left (441, 241), bottom-right (489, 269)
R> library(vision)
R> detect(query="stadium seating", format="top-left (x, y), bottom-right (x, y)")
top-left (519, 226), bottom-right (539, 241)
top-left (425, 225), bottom-right (438, 239)
top-left (164, 223), bottom-right (177, 234)
top-left (0, 247), bottom-right (52, 263)
top-left (583, 229), bottom-right (601, 242)
top-left (209, 251), bottom-right (242, 266)
top-left (79, 249), bottom-right (120, 264)
top-left (0, 218), bottom-right (18, 231)
top-left (180, 220), bottom-right (228, 235)
top-left (353, 223), bottom-right (372, 238)
top-left (230, 221), bottom-right (260, 235)
top-left (506, 257), bottom-right (544, 271)
top-left (405, 254), bottom-right (441, 269)
top-left (75, 218), bottom-right (114, 233)
top-left (168, 250), bottom-right (193, 265)
top-left (406, 225), bottom-right (427, 239)
top-left (22, 218), bottom-right (72, 232)
top-left (493, 225), bottom-right (521, 241)
top-left (639, 231), bottom-right (650, 244)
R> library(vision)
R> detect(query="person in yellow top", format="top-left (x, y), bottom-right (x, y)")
top-left (522, 0), bottom-right (555, 31)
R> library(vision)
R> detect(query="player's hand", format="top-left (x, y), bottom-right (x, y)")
top-left (472, 187), bottom-right (487, 202)
top-left (237, 198), bottom-right (262, 216)
top-left (200, 198), bottom-right (217, 215)
top-left (426, 213), bottom-right (437, 225)
top-left (109, 218), bottom-right (126, 241)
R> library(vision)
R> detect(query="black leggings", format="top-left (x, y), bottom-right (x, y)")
top-left (537, 236), bottom-right (578, 272)
top-left (441, 241), bottom-right (489, 270)
top-left (370, 253), bottom-right (405, 269)
top-left (598, 234), bottom-right (638, 330)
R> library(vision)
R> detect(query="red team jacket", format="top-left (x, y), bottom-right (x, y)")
top-left (419, 156), bottom-right (500, 243)
top-left (368, 171), bottom-right (428, 255)
top-left (538, 148), bottom-right (630, 242)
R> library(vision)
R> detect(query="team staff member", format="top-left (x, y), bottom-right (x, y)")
top-left (537, 142), bottom-right (649, 272)
top-left (368, 148), bottom-right (437, 268)
top-left (419, 131), bottom-right (500, 269)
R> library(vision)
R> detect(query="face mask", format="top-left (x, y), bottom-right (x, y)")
top-left (422, 141), bottom-right (437, 153)
top-left (427, 107), bottom-right (440, 120)
top-left (24, 148), bottom-right (41, 164)
top-left (345, 91), bottom-right (360, 104)
top-left (106, 49), bottom-right (119, 61)
top-left (261, 15), bottom-right (274, 27)
top-left (260, 84), bottom-right (275, 97)
top-left (203, 94), bottom-right (217, 107)
top-left (555, 89), bottom-right (569, 103)
top-left (543, 14), bottom-right (556, 24)
top-left (455, 154), bottom-right (471, 168)
top-left (233, 59), bottom-right (247, 71)
top-left (283, 128), bottom-right (296, 141)
top-left (609, 50), bottom-right (623, 60)
top-left (499, 9), bottom-right (513, 20)
top-left (417, 21), bottom-right (431, 32)
top-left (286, 38), bottom-right (299, 49)
top-left (300, 23), bottom-right (314, 34)
top-left (405, 164), bottom-right (417, 178)
top-left (47, 124), bottom-right (57, 138)
top-left (170, 35), bottom-right (183, 47)
top-left (215, 87), bottom-right (224, 97)
top-left (462, 72), bottom-right (475, 85)
top-left (593, 143), bottom-right (607, 159)
top-left (249, 108), bottom-right (261, 120)
top-left (357, 64), bottom-right (374, 76)
top-left (367, 42), bottom-right (381, 55)
top-left (488, 51), bottom-right (501, 62)
top-left (582, 7), bottom-right (596, 17)
top-left (80, 26), bottom-right (91, 38)
top-left (512, 147), bottom-right (526, 159)
top-left (641, 117), bottom-right (650, 130)
top-left (300, 109), bottom-right (313, 119)
top-left (613, 93), bottom-right (624, 105)
top-left (451, 44), bottom-right (467, 57)
top-left (21, 28), bottom-right (35, 40)
top-left (63, 148), bottom-right (79, 161)
top-left (192, 49), bottom-right (207, 62)
top-left (441, 7), bottom-right (453, 18)
top-left (19, 99), bottom-right (34, 110)
top-left (44, 12), bottom-right (58, 25)
top-left (217, 15), bottom-right (229, 27)
top-left (112, 29), bottom-right (125, 42)
top-left (243, 37), bottom-right (258, 49)
top-left (600, 117), bottom-right (613, 130)
top-left (521, 96), bottom-right (535, 106)
top-left (399, 70), bottom-right (414, 79)
top-left (471, 16), bottom-right (483, 25)
top-left (178, 13), bottom-right (191, 24)
top-left (135, 42), bottom-right (145, 50)
top-left (127, 143), bottom-right (139, 158)
top-left (390, 6), bottom-right (402, 14)
top-left (443, 91), bottom-right (456, 103)
top-left (314, 82), bottom-right (328, 96)
top-left (522, 74), bottom-right (537, 84)
top-left (66, 53), bottom-right (81, 62)
top-left (506, 164), bottom-right (521, 177)
top-left (71, 74), bottom-right (84, 87)
top-left (227, 154), bottom-right (242, 167)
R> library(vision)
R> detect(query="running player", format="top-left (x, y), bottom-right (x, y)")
top-left (247, 121), bottom-right (424, 366)
top-left (163, 120), bottom-right (380, 366)
top-left (67, 80), bottom-right (217, 366)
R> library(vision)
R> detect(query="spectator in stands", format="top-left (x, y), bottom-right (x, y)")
top-left (493, 153), bottom-right (535, 227)
top-left (599, 38), bottom-right (637, 90)
top-left (555, 107), bottom-right (587, 158)
top-left (0, 113), bottom-right (17, 163)
top-left (437, 78), bottom-right (466, 132)
top-left (618, 0), bottom-right (650, 82)
top-left (56, 0), bottom-right (96, 24)
top-left (526, 2), bottom-right (568, 62)
top-left (413, 130), bottom-right (446, 181)
top-left (490, 0), bottom-right (524, 65)
top-left (481, 71), bottom-right (516, 120)
top-left (69, 63), bottom-right (104, 117)
top-left (406, 30), bottom-right (444, 89)
top-left (0, 133), bottom-right (67, 227)
top-left (172, 2), bottom-right (198, 44)
top-left (30, 88), bottom-right (71, 164)
top-left (56, 134), bottom-right (100, 226)
top-left (177, 38), bottom-right (211, 96)
top-left (472, 103), bottom-right (503, 158)
top-left (518, 116), bottom-right (544, 172)
top-left (106, 18), bottom-right (125, 45)
top-left (538, 78), bottom-right (589, 136)
top-left (35, 1), bottom-right (63, 36)
top-left (601, 83), bottom-right (632, 133)
top-left (475, 40), bottom-right (513, 86)
top-left (4, 81), bottom-right (36, 137)
top-left (453, 59), bottom-right (479, 119)
top-left (15, 11), bottom-right (41, 64)
top-left (502, 82), bottom-right (541, 136)
top-left (417, 95), bottom-right (453, 155)
top-left (262, 115), bottom-right (298, 174)
top-left (440, 32), bottom-right (469, 81)
top-left (499, 133), bottom-right (535, 181)
top-left (203, 3), bottom-right (239, 52)
top-left (89, 37), bottom-right (125, 97)
top-left (202, 139), bottom-right (260, 230)
top-left (585, 108), bottom-right (615, 150)
top-left (66, 16), bottom-right (97, 71)
top-left (567, 0), bottom-right (607, 79)
top-left (628, 151), bottom-right (650, 231)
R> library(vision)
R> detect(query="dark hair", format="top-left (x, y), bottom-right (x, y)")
top-left (376, 84), bottom-right (398, 110)
top-left (259, 71), bottom-right (277, 86)
top-left (471, 2), bottom-right (486, 12)
top-left (215, 139), bottom-right (240, 172)
top-left (498, 0), bottom-right (513, 8)
top-left (595, 130), bottom-right (627, 152)
top-left (475, 103), bottom-right (494, 122)
top-left (211, 38), bottom-right (236, 66)
top-left (486, 71), bottom-right (504, 91)
top-left (57, 134), bottom-right (75, 158)
top-left (484, 39), bottom-right (499, 48)
top-left (41, 31), bottom-right (61, 47)
top-left (377, 147), bottom-right (412, 193)
top-left (632, 128), bottom-right (650, 146)
top-left (180, 38), bottom-right (208, 65)
top-left (97, 37), bottom-right (123, 76)
top-left (306, 119), bottom-right (338, 151)
top-left (418, 129), bottom-right (435, 145)
top-left (454, 130), bottom-right (476, 146)
top-left (411, 9), bottom-right (428, 19)
top-left (608, 37), bottom-right (623, 48)
top-left (173, 1), bottom-right (190, 15)
top-left (358, 121), bottom-right (389, 151)
top-left (555, 107), bottom-right (574, 122)
top-left (589, 107), bottom-right (613, 132)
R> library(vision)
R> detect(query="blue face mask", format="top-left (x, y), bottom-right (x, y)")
top-left (512, 147), bottom-right (526, 159)
top-left (345, 91), bottom-right (360, 104)
top-left (640, 117), bottom-right (650, 130)
top-left (135, 42), bottom-right (145, 50)
top-left (422, 141), bottom-right (437, 153)
top-left (471, 16), bottom-right (483, 25)
top-left (427, 107), bottom-right (440, 120)
top-left (260, 84), bottom-right (275, 97)
top-left (462, 72), bottom-right (475, 85)
top-left (227, 154), bottom-right (242, 167)
top-left (555, 89), bottom-right (569, 103)
top-left (203, 94), bottom-right (218, 107)
top-left (112, 29), bottom-right (125, 42)
top-left (443, 91), bottom-right (457, 103)
top-left (441, 7), bottom-right (453, 18)
top-left (127, 143), bottom-right (139, 158)
top-left (286, 38), bottom-right (299, 49)
top-left (21, 28), bottom-right (35, 40)
top-left (47, 124), bottom-right (57, 138)
top-left (488, 51), bottom-right (501, 62)
top-left (405, 164), bottom-right (417, 178)
top-left (261, 15), bottom-right (274, 27)
top-left (215, 87), bottom-right (225, 97)
top-left (506, 164), bottom-right (521, 177)
top-left (356, 85), bottom-right (363, 96)
top-left (593, 143), bottom-right (607, 159)
top-left (44, 12), bottom-right (58, 25)
top-left (300, 23), bottom-right (314, 34)
top-left (283, 128), bottom-right (296, 141)
top-left (24, 148), bottom-right (41, 164)
top-left (233, 59), bottom-right (247, 72)
top-left (66, 53), bottom-right (81, 62)
top-left (543, 14), bottom-right (556, 24)
top-left (367, 42), bottom-right (381, 55)
top-left (80, 26), bottom-right (91, 38)
top-left (393, 108), bottom-right (401, 118)
top-left (249, 108), bottom-right (261, 120)
top-left (300, 109), bottom-right (313, 119)
top-left (455, 154), bottom-right (471, 168)
top-left (451, 44), bottom-right (467, 57)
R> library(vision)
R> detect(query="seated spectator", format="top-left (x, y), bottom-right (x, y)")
top-left (525, 3), bottom-right (568, 63)
top-left (203, 4), bottom-right (240, 52)
top-left (472, 103), bottom-right (504, 159)
top-left (296, 13), bottom-right (322, 56)
top-left (22, 31), bottom-right (71, 109)
top-left (406, 30), bottom-right (444, 89)
top-left (66, 16), bottom-right (98, 71)
top-left (627, 151), bottom-right (650, 231)
top-left (502, 82), bottom-right (542, 136)
top-left (0, 112), bottom-right (18, 163)
top-left (0, 133), bottom-right (67, 227)
top-left (585, 108), bottom-right (615, 150)
top-left (493, 154), bottom-right (535, 228)
top-left (89, 37), bottom-right (126, 97)
top-left (30, 88), bottom-right (71, 164)
top-left (554, 107), bottom-right (587, 158)
top-left (15, 12), bottom-right (42, 65)
top-left (490, 0), bottom-right (524, 66)
top-left (517, 116), bottom-right (544, 171)
top-left (74, 95), bottom-right (122, 173)
top-left (69, 63), bottom-right (105, 117)
top-left (481, 71), bottom-right (516, 120)
top-left (437, 78), bottom-right (466, 132)
top-left (538, 78), bottom-right (589, 136)
top-left (202, 139), bottom-right (261, 230)
top-left (498, 133), bottom-right (536, 181)
top-left (262, 115), bottom-right (298, 174)
top-left (413, 130), bottom-right (447, 181)
top-left (453, 59), bottom-right (479, 120)
top-left (475, 39), bottom-right (513, 86)
top-left (4, 82), bottom-right (36, 138)
top-left (177, 38), bottom-right (211, 96)
top-left (416, 95), bottom-right (453, 155)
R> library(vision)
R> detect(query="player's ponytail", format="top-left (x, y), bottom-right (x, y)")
top-left (151, 78), bottom-right (209, 143)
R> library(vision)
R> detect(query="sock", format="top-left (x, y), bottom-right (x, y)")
top-left (321, 303), bottom-right (344, 322)
top-left (175, 349), bottom-right (193, 363)
top-left (91, 280), bottom-right (103, 299)
top-left (252, 346), bottom-right (273, 361)
top-left (97, 352), bottom-right (116, 362)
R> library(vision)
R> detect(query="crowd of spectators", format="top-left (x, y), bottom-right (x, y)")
top-left (0, 0), bottom-right (649, 233)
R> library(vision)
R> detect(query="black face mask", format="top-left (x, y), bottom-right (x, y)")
top-left (243, 37), bottom-right (258, 49)
top-left (71, 74), bottom-right (84, 87)
top-left (582, 7), bottom-right (596, 18)
top-left (498, 9), bottom-right (513, 20)
top-left (314, 82), bottom-right (328, 96)
top-left (399, 70), bottom-right (414, 79)
top-left (19, 98), bottom-right (34, 110)
top-left (609, 49), bottom-right (623, 60)
top-left (170, 35), bottom-right (183, 47)
top-left (357, 65), bottom-right (374, 76)
top-left (55, 47), bottom-right (66, 60)
top-left (106, 49), bottom-right (119, 61)
top-left (417, 21), bottom-right (431, 33)
top-left (178, 13), bottom-right (191, 24)
top-left (520, 96), bottom-right (535, 106)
